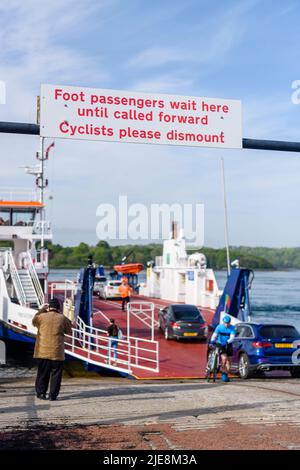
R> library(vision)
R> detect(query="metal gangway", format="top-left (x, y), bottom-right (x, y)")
top-left (64, 315), bottom-right (159, 375)
top-left (50, 282), bottom-right (160, 375)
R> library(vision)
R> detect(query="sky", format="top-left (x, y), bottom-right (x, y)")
top-left (1, 0), bottom-right (300, 248)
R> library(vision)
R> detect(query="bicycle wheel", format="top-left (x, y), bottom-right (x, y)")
top-left (206, 350), bottom-right (216, 382)
top-left (212, 351), bottom-right (219, 383)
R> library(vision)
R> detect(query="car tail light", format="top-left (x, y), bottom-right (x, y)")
top-left (252, 341), bottom-right (272, 348)
top-left (170, 322), bottom-right (181, 329)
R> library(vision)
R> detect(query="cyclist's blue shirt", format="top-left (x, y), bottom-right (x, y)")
top-left (212, 324), bottom-right (236, 346)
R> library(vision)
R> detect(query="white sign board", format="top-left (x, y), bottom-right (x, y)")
top-left (40, 84), bottom-right (242, 149)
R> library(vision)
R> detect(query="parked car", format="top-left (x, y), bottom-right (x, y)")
top-left (98, 280), bottom-right (122, 300)
top-left (93, 276), bottom-right (107, 295)
top-left (159, 304), bottom-right (208, 341)
top-left (230, 322), bottom-right (300, 379)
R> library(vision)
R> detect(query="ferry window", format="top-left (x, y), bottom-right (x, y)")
top-left (0, 211), bottom-right (10, 225)
top-left (12, 210), bottom-right (35, 226)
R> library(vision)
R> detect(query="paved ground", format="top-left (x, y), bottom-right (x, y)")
top-left (1, 374), bottom-right (300, 449)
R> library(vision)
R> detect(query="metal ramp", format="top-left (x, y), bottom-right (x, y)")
top-left (49, 266), bottom-right (160, 377)
top-left (64, 316), bottom-right (159, 375)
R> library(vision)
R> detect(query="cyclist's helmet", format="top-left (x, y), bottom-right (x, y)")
top-left (223, 315), bottom-right (231, 323)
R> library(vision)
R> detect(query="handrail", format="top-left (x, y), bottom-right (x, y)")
top-left (73, 317), bottom-right (159, 373)
top-left (51, 280), bottom-right (78, 301)
top-left (26, 252), bottom-right (44, 307)
top-left (6, 250), bottom-right (27, 306)
top-left (32, 220), bottom-right (52, 235)
top-left (65, 326), bottom-right (132, 372)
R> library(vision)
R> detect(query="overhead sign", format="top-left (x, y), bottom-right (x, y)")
top-left (40, 84), bottom-right (242, 149)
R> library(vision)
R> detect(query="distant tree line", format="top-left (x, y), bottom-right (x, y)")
top-left (44, 241), bottom-right (300, 270)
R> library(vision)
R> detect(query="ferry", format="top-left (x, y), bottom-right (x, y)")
top-left (139, 221), bottom-right (221, 310)
top-left (0, 150), bottom-right (253, 379)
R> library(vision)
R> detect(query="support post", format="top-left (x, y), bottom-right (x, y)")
top-left (221, 158), bottom-right (231, 277)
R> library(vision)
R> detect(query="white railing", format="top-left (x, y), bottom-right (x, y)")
top-left (51, 280), bottom-right (78, 301)
top-left (7, 250), bottom-right (27, 306)
top-left (129, 336), bottom-right (159, 372)
top-left (0, 249), bottom-right (9, 271)
top-left (32, 220), bottom-right (52, 236)
top-left (127, 302), bottom-right (159, 341)
top-left (0, 188), bottom-right (38, 201)
top-left (65, 325), bottom-right (132, 373)
top-left (77, 316), bottom-right (85, 331)
top-left (35, 248), bottom-right (49, 269)
top-left (66, 317), bottom-right (159, 374)
top-left (27, 252), bottom-right (44, 307)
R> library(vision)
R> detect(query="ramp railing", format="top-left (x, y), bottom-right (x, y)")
top-left (6, 250), bottom-right (27, 306)
top-left (127, 302), bottom-right (159, 341)
top-left (65, 323), bottom-right (132, 372)
top-left (26, 252), bottom-right (44, 307)
top-left (65, 317), bottom-right (159, 374)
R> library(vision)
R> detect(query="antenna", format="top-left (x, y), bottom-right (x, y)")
top-left (221, 158), bottom-right (231, 277)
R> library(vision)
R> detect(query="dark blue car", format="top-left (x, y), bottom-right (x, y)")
top-left (230, 322), bottom-right (300, 379)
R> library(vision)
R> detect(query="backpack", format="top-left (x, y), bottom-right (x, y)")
top-left (118, 328), bottom-right (124, 340)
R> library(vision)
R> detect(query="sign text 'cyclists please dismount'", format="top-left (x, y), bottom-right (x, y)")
top-left (40, 84), bottom-right (242, 149)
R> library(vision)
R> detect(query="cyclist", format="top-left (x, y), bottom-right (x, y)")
top-left (210, 315), bottom-right (236, 382)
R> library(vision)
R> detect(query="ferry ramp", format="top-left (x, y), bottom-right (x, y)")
top-left (92, 295), bottom-right (215, 379)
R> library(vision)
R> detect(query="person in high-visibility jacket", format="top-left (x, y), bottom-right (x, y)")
top-left (118, 281), bottom-right (132, 311)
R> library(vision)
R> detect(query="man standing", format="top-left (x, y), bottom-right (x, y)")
top-left (32, 297), bottom-right (72, 401)
top-left (118, 280), bottom-right (132, 311)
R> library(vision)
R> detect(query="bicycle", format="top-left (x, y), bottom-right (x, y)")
top-left (205, 344), bottom-right (221, 382)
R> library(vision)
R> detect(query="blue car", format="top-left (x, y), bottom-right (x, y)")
top-left (230, 322), bottom-right (300, 379)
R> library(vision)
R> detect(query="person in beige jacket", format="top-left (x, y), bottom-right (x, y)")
top-left (32, 297), bottom-right (72, 401)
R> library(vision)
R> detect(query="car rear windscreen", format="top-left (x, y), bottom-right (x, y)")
top-left (109, 282), bottom-right (121, 287)
top-left (173, 306), bottom-right (204, 322)
top-left (260, 325), bottom-right (299, 339)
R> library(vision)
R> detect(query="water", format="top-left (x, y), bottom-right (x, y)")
top-left (48, 269), bottom-right (79, 282)
top-left (49, 269), bottom-right (300, 328)
top-left (214, 270), bottom-right (300, 330)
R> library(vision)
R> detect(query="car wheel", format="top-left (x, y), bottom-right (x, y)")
top-left (238, 353), bottom-right (251, 379)
top-left (290, 369), bottom-right (300, 378)
top-left (159, 320), bottom-right (163, 331)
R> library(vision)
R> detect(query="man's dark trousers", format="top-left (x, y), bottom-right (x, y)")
top-left (35, 359), bottom-right (64, 399)
top-left (122, 296), bottom-right (130, 311)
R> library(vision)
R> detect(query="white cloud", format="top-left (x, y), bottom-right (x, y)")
top-left (128, 0), bottom-right (255, 71)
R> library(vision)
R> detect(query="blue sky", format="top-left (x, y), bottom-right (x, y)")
top-left (1, 0), bottom-right (300, 247)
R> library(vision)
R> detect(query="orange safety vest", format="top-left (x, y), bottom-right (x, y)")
top-left (118, 283), bottom-right (132, 298)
